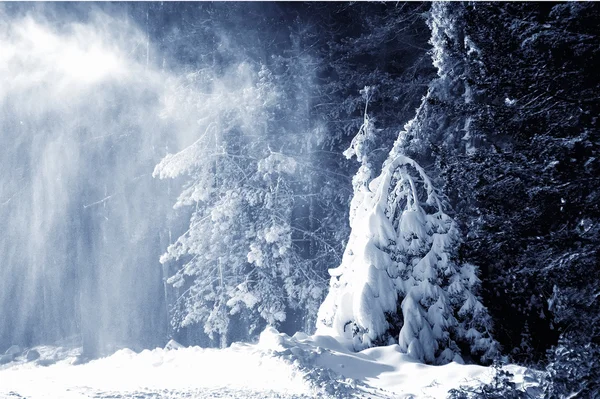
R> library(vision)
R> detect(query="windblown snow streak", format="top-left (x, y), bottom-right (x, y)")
top-left (0, 5), bottom-right (202, 355)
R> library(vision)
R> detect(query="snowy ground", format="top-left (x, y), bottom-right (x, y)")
top-left (0, 328), bottom-right (537, 399)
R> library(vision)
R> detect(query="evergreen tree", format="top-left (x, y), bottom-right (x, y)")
top-left (317, 101), bottom-right (498, 364)
top-left (428, 2), bottom-right (600, 367)
top-left (398, 1), bottom-right (599, 392)
top-left (154, 63), bottom-right (299, 345)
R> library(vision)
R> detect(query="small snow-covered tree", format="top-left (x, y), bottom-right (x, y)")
top-left (317, 102), bottom-right (498, 364)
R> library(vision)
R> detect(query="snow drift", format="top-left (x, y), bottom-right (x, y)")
top-left (0, 328), bottom-right (537, 399)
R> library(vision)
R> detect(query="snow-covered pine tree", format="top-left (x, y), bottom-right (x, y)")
top-left (154, 64), bottom-right (304, 346)
top-left (317, 93), bottom-right (498, 364)
top-left (154, 53), bottom-right (345, 345)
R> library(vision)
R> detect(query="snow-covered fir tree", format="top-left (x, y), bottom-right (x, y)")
top-left (154, 63), bottom-right (326, 346)
top-left (318, 88), bottom-right (498, 364)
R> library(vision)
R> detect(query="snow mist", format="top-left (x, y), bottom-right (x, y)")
top-left (0, 3), bottom-right (318, 356)
top-left (0, 5), bottom-right (185, 355)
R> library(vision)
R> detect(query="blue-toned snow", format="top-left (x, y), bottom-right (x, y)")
top-left (0, 328), bottom-right (538, 399)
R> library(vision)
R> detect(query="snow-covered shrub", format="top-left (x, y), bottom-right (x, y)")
top-left (447, 362), bottom-right (527, 399)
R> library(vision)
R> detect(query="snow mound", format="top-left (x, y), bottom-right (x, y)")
top-left (258, 326), bottom-right (538, 399)
top-left (261, 327), bottom-right (535, 398)
top-left (0, 328), bottom-right (538, 399)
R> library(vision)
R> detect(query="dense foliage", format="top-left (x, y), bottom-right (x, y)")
top-left (391, 2), bottom-right (599, 396)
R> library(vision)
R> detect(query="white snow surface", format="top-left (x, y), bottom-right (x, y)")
top-left (0, 327), bottom-right (533, 399)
